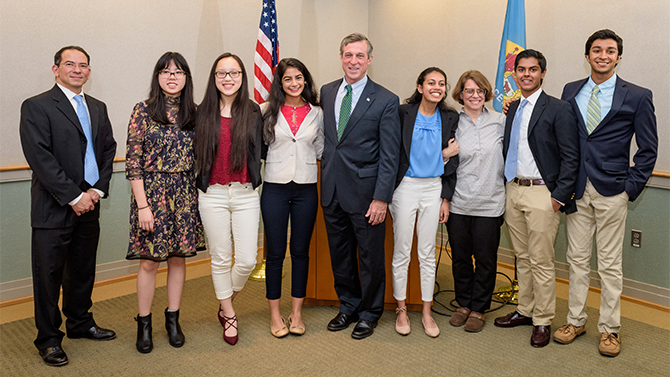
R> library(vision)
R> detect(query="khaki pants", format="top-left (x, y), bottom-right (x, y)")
top-left (565, 179), bottom-right (628, 333)
top-left (505, 181), bottom-right (560, 326)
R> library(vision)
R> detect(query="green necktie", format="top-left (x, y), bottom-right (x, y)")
top-left (586, 86), bottom-right (601, 134)
top-left (338, 84), bottom-right (352, 141)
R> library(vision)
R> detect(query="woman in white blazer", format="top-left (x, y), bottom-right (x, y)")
top-left (260, 58), bottom-right (324, 338)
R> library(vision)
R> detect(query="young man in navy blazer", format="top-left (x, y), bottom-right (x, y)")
top-left (552, 29), bottom-right (658, 357)
top-left (20, 46), bottom-right (117, 367)
top-left (319, 33), bottom-right (401, 339)
top-left (494, 49), bottom-right (580, 348)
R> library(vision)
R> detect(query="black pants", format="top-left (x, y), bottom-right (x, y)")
top-left (446, 213), bottom-right (503, 313)
top-left (261, 182), bottom-right (318, 300)
top-left (32, 220), bottom-right (100, 349)
top-left (322, 193), bottom-right (386, 322)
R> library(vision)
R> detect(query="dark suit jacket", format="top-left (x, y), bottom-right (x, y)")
top-left (20, 84), bottom-right (117, 228)
top-left (320, 77), bottom-right (401, 213)
top-left (196, 100), bottom-right (264, 192)
top-left (561, 77), bottom-right (657, 201)
top-left (396, 103), bottom-right (459, 199)
top-left (503, 90), bottom-right (580, 214)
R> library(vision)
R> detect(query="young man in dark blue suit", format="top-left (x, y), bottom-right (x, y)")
top-left (320, 33), bottom-right (401, 339)
top-left (20, 46), bottom-right (117, 366)
top-left (494, 49), bottom-right (580, 348)
top-left (552, 29), bottom-right (658, 357)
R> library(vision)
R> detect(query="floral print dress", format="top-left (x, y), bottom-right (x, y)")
top-left (125, 96), bottom-right (205, 261)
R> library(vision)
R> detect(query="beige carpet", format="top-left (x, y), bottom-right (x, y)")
top-left (1, 262), bottom-right (669, 376)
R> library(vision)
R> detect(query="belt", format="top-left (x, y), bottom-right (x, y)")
top-left (513, 177), bottom-right (546, 186)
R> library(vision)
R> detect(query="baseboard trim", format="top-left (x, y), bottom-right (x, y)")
top-left (3, 246), bottom-right (668, 310)
top-left (0, 251), bottom-right (211, 304)
top-left (496, 248), bottom-right (670, 309)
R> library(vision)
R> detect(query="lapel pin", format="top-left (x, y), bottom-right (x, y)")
top-left (366, 98), bottom-right (370, 102)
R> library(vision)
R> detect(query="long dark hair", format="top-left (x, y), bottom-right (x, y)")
top-left (262, 58), bottom-right (319, 144)
top-left (194, 53), bottom-right (255, 175)
top-left (146, 52), bottom-right (196, 130)
top-left (404, 67), bottom-right (454, 112)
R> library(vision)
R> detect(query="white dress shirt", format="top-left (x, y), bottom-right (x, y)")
top-left (515, 88), bottom-right (543, 180)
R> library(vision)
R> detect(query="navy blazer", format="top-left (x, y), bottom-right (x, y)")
top-left (561, 77), bottom-right (657, 202)
top-left (396, 103), bottom-right (459, 199)
top-left (20, 85), bottom-right (117, 228)
top-left (196, 101), bottom-right (264, 192)
top-left (503, 91), bottom-right (580, 214)
top-left (319, 78), bottom-right (401, 213)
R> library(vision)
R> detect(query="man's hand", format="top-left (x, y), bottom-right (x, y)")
top-left (87, 189), bottom-right (101, 204)
top-left (365, 199), bottom-right (388, 226)
top-left (442, 138), bottom-right (459, 161)
top-left (71, 192), bottom-right (95, 216)
top-left (551, 197), bottom-right (561, 213)
top-left (439, 199), bottom-right (449, 223)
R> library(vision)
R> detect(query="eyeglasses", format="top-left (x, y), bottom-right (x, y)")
top-left (215, 70), bottom-right (241, 79)
top-left (62, 61), bottom-right (89, 70)
top-left (159, 70), bottom-right (186, 78)
top-left (462, 88), bottom-right (487, 96)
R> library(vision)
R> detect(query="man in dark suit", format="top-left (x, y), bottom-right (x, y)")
top-left (552, 29), bottom-right (657, 357)
top-left (19, 46), bottom-right (117, 366)
top-left (494, 49), bottom-right (580, 348)
top-left (320, 33), bottom-right (401, 339)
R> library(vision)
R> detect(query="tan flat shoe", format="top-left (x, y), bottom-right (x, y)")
top-left (395, 307), bottom-right (410, 335)
top-left (422, 317), bottom-right (440, 338)
top-left (271, 317), bottom-right (289, 338)
top-left (288, 315), bottom-right (305, 336)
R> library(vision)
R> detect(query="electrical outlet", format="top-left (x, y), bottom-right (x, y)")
top-left (631, 230), bottom-right (642, 248)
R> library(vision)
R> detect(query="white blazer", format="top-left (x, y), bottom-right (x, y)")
top-left (262, 102), bottom-right (324, 184)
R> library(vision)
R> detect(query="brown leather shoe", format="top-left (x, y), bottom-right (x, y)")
top-left (449, 307), bottom-right (471, 327)
top-left (464, 311), bottom-right (485, 332)
top-left (599, 332), bottom-right (621, 357)
top-left (553, 323), bottom-right (586, 344)
top-left (494, 311), bottom-right (533, 328)
top-left (531, 325), bottom-right (551, 347)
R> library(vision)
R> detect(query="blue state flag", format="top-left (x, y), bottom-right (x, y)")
top-left (493, 0), bottom-right (526, 112)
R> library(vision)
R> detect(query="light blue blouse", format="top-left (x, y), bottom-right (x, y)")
top-left (406, 110), bottom-right (443, 178)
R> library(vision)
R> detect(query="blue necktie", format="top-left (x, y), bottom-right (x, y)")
top-left (74, 95), bottom-right (99, 186)
top-left (504, 99), bottom-right (529, 182)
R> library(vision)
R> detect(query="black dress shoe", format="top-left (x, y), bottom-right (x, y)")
top-left (39, 346), bottom-right (68, 367)
top-left (494, 311), bottom-right (533, 328)
top-left (531, 325), bottom-right (551, 347)
top-left (69, 325), bottom-right (117, 340)
top-left (351, 319), bottom-right (377, 340)
top-left (327, 313), bottom-right (357, 332)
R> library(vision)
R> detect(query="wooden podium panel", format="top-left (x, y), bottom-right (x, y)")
top-left (304, 163), bottom-right (424, 311)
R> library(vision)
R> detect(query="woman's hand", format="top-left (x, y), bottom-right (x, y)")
top-left (442, 138), bottom-right (459, 161)
top-left (138, 207), bottom-right (154, 232)
top-left (439, 199), bottom-right (450, 223)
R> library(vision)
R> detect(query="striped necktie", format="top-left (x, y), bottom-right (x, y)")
top-left (74, 95), bottom-right (99, 186)
top-left (337, 84), bottom-right (352, 141)
top-left (586, 86), bottom-right (601, 134)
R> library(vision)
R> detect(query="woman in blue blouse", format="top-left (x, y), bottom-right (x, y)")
top-left (390, 67), bottom-right (459, 337)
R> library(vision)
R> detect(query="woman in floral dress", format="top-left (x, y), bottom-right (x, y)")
top-left (125, 52), bottom-right (204, 354)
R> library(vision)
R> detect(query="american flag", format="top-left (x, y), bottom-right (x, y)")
top-left (254, 0), bottom-right (279, 104)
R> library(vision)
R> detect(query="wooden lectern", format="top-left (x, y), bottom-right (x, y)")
top-left (304, 164), bottom-right (424, 311)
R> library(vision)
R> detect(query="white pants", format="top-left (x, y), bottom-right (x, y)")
top-left (389, 177), bottom-right (441, 302)
top-left (198, 183), bottom-right (260, 300)
top-left (565, 179), bottom-right (628, 333)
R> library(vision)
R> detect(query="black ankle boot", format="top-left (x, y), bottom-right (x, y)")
top-left (135, 313), bottom-right (153, 353)
top-left (165, 308), bottom-right (185, 348)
